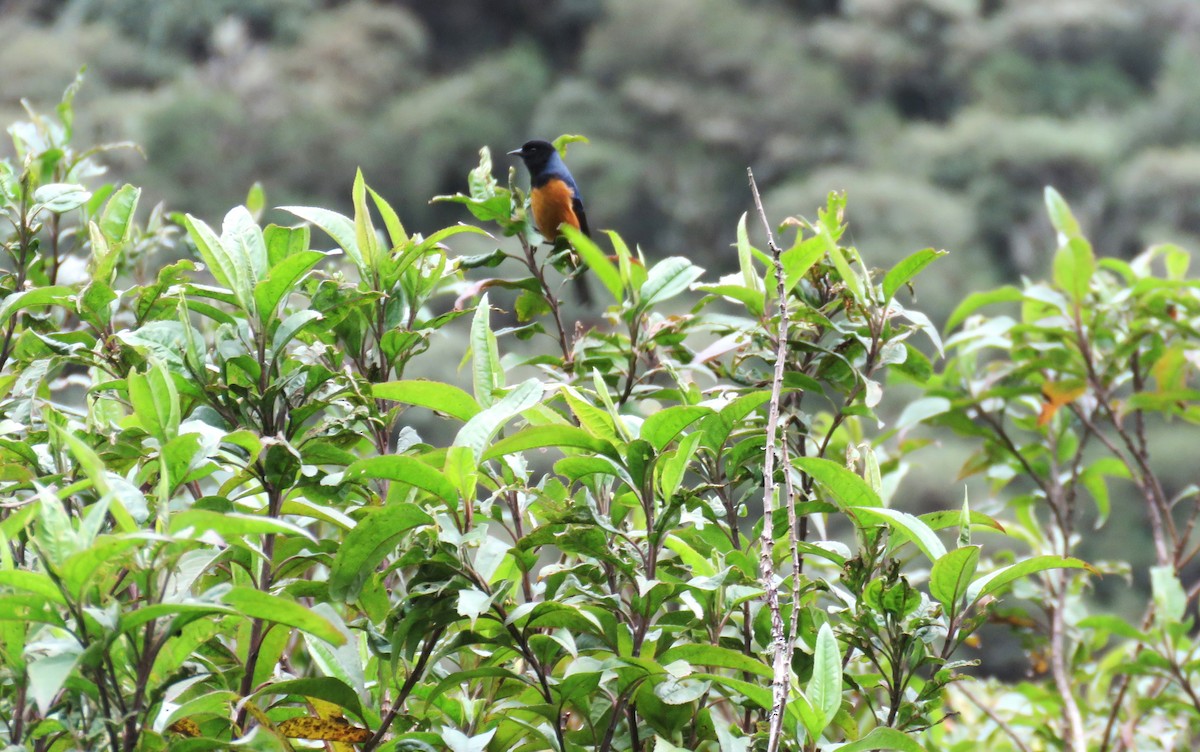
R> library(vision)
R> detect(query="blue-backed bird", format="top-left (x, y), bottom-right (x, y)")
top-left (508, 139), bottom-right (593, 305)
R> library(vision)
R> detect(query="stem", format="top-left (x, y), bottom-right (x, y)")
top-left (748, 168), bottom-right (790, 752)
top-left (467, 568), bottom-right (567, 752)
top-left (1049, 576), bottom-right (1086, 752)
top-left (619, 319), bottom-right (640, 404)
top-left (48, 212), bottom-right (60, 284)
top-left (518, 234), bottom-right (573, 367)
top-left (0, 179), bottom-right (35, 373)
top-left (235, 484), bottom-right (283, 731)
top-left (363, 627), bottom-right (444, 751)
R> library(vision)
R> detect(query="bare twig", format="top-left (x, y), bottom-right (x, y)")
top-left (782, 430), bottom-right (803, 654)
top-left (517, 233), bottom-right (574, 367)
top-left (748, 168), bottom-right (791, 752)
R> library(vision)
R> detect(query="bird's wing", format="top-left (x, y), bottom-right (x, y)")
top-left (573, 194), bottom-right (590, 237)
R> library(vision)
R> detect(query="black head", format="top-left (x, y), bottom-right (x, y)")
top-left (507, 139), bottom-right (557, 173)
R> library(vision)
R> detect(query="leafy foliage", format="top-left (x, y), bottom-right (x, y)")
top-left (924, 187), bottom-right (1200, 751)
top-left (0, 80), bottom-right (1194, 752)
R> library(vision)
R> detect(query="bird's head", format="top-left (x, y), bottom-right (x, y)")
top-left (508, 139), bottom-right (558, 174)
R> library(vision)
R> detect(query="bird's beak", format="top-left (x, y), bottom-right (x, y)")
top-left (507, 148), bottom-right (523, 157)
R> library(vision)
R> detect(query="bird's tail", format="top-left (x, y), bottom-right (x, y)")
top-left (573, 271), bottom-right (593, 307)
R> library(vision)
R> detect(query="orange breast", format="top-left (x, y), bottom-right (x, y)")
top-left (530, 179), bottom-right (579, 242)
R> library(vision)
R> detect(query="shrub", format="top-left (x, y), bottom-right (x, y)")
top-left (0, 80), bottom-right (1195, 752)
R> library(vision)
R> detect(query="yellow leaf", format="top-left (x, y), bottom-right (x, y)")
top-left (167, 718), bottom-right (202, 737)
top-left (1038, 380), bottom-right (1086, 427)
top-left (278, 716), bottom-right (371, 743)
top-left (312, 699), bottom-right (361, 752)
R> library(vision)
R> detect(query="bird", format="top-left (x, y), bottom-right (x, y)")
top-left (508, 139), bottom-right (593, 305)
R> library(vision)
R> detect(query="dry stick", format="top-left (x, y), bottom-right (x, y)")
top-left (748, 168), bottom-right (791, 752)
top-left (782, 430), bottom-right (803, 653)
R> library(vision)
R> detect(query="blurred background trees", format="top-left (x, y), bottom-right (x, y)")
top-left (4, 0), bottom-right (1200, 322)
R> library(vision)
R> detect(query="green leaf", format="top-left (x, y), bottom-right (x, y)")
top-left (657, 431), bottom-right (702, 502)
top-left (826, 237), bottom-right (864, 304)
top-left (271, 309), bottom-right (323, 356)
top-left (35, 490), bottom-right (79, 568)
top-left (184, 213), bottom-right (244, 307)
top-left (957, 490), bottom-right (972, 548)
top-left (1079, 457), bottom-right (1129, 528)
top-left (28, 646), bottom-right (82, 714)
top-left (696, 674), bottom-right (798, 724)
top-left (930, 546), bottom-right (981, 610)
top-left (456, 588), bottom-right (492, 626)
top-left (344, 456), bottom-right (458, 502)
top-left (522, 601), bottom-right (604, 633)
top-left (223, 587), bottom-right (345, 645)
top-left (86, 221), bottom-right (118, 287)
top-left (657, 644), bottom-right (772, 679)
top-left (127, 360), bottom-right (180, 443)
top-left (99, 184), bottom-right (140, 247)
top-left (944, 286), bottom-right (1022, 332)
top-left (33, 183), bottom-right (90, 213)
top-left (561, 225), bottom-right (621, 303)
top-left (640, 257), bottom-right (703, 308)
top-left (966, 556), bottom-right (1094, 604)
top-left (328, 502), bottom-right (433, 601)
top-left (0, 571), bottom-right (66, 605)
top-left (221, 205), bottom-right (268, 290)
top-left (1044, 186), bottom-right (1082, 240)
top-left (701, 391), bottom-right (770, 451)
top-left (792, 457), bottom-right (882, 508)
top-left (697, 283), bottom-right (763, 315)
top-left (253, 677), bottom-right (366, 723)
top-left (281, 205), bottom-right (362, 270)
top-left (244, 181), bottom-right (265, 219)
top-left (352, 168), bottom-right (381, 270)
top-left (470, 293), bottom-right (502, 407)
top-left (264, 223), bottom-right (311, 267)
top-left (373, 380), bottom-right (482, 422)
top-left (828, 727), bottom-right (930, 752)
top-left (368, 185), bottom-right (407, 248)
top-left (803, 622), bottom-right (842, 740)
top-left (117, 320), bottom-right (197, 369)
top-left (1053, 236), bottom-right (1095, 304)
top-left (443, 445), bottom-right (478, 510)
top-left (895, 397), bottom-right (950, 432)
top-left (1151, 565), bottom-right (1186, 624)
top-left (883, 248), bottom-right (946, 303)
top-left (0, 286), bottom-right (73, 326)
top-left (853, 507), bottom-right (947, 562)
top-left (168, 510), bottom-right (317, 543)
top-left (552, 134), bottom-right (589, 154)
top-left (482, 425), bottom-right (615, 461)
top-left (1077, 614), bottom-right (1147, 642)
top-left (781, 233), bottom-right (826, 296)
top-left (429, 668), bottom-right (527, 712)
top-left (736, 212), bottom-right (760, 294)
top-left (118, 602), bottom-right (236, 634)
top-left (640, 406), bottom-right (711, 452)
top-left (453, 379), bottom-right (544, 463)
top-left (253, 250), bottom-right (326, 322)
top-left (918, 509), bottom-right (1005, 536)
